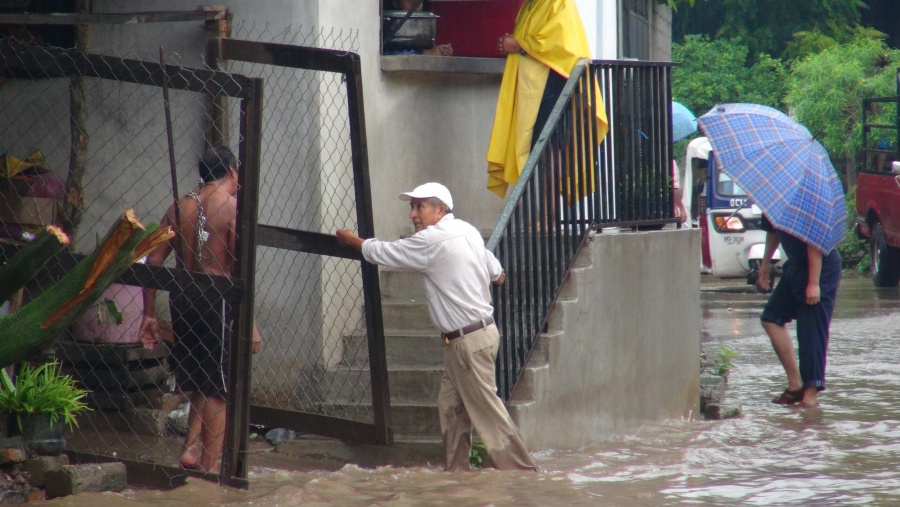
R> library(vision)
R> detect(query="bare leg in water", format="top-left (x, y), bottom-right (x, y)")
top-left (179, 393), bottom-right (203, 468)
top-left (763, 321), bottom-right (818, 405)
top-left (180, 392), bottom-right (226, 473)
top-left (199, 395), bottom-right (227, 473)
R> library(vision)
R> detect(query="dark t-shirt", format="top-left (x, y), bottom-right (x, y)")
top-left (760, 214), bottom-right (808, 264)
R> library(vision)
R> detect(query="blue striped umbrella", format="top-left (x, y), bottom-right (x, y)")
top-left (697, 103), bottom-right (846, 253)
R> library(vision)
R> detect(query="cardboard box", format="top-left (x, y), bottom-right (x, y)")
top-left (0, 193), bottom-right (58, 227)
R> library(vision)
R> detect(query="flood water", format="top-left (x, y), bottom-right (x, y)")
top-left (35, 274), bottom-right (900, 506)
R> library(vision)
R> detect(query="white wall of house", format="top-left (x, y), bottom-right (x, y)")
top-left (577, 0), bottom-right (619, 60)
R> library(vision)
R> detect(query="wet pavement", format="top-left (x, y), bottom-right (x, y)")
top-left (33, 273), bottom-right (900, 506)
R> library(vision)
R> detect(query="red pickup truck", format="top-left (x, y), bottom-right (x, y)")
top-left (856, 166), bottom-right (900, 286)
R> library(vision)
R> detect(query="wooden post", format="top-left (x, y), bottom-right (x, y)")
top-left (61, 0), bottom-right (92, 236)
top-left (204, 6), bottom-right (231, 149)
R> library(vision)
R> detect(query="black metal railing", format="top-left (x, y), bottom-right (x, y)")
top-left (488, 60), bottom-right (676, 401)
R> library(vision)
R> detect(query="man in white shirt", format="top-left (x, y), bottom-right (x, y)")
top-left (336, 182), bottom-right (536, 472)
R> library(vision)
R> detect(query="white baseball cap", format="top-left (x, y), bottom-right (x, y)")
top-left (399, 182), bottom-right (453, 211)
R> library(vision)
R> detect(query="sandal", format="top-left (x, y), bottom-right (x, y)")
top-left (772, 387), bottom-right (804, 405)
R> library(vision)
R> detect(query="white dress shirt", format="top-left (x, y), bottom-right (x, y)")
top-left (361, 213), bottom-right (503, 333)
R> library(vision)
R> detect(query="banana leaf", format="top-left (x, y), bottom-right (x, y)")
top-left (0, 210), bottom-right (173, 368)
top-left (0, 225), bottom-right (70, 303)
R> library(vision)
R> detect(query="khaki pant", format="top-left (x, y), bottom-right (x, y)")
top-left (437, 324), bottom-right (536, 471)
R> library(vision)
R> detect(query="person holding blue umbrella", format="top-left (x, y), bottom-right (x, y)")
top-left (756, 214), bottom-right (841, 408)
top-left (698, 103), bottom-right (844, 409)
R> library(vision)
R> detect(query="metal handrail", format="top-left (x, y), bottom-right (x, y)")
top-left (488, 60), bottom-right (676, 402)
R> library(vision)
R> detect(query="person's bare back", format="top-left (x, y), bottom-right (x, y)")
top-left (163, 184), bottom-right (237, 277)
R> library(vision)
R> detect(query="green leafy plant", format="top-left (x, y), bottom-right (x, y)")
top-left (95, 298), bottom-right (123, 325)
top-left (0, 361), bottom-right (91, 432)
top-left (470, 443), bottom-right (486, 469)
top-left (715, 346), bottom-right (738, 377)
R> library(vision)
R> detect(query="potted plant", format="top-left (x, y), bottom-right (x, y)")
top-left (0, 361), bottom-right (91, 455)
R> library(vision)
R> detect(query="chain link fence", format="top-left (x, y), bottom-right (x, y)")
top-left (224, 22), bottom-right (378, 425)
top-left (220, 22), bottom-right (392, 439)
top-left (0, 20), bottom-right (381, 488)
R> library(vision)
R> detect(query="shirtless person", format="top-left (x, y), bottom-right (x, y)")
top-left (139, 146), bottom-right (261, 473)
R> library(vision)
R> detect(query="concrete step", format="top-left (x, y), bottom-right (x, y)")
top-left (506, 398), bottom-right (535, 429)
top-left (318, 400), bottom-right (440, 438)
top-left (322, 363), bottom-right (543, 439)
top-left (379, 269), bottom-right (426, 300)
top-left (342, 329), bottom-right (444, 367)
top-left (509, 363), bottom-right (548, 405)
top-left (322, 365), bottom-right (444, 404)
top-left (381, 299), bottom-right (436, 331)
top-left (273, 433), bottom-right (502, 470)
top-left (276, 434), bottom-right (446, 469)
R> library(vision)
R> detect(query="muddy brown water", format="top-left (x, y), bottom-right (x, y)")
top-left (32, 274), bottom-right (900, 506)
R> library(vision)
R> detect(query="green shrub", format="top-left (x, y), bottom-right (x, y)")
top-left (715, 346), bottom-right (738, 377)
top-left (470, 443), bottom-right (486, 469)
top-left (0, 362), bottom-right (91, 432)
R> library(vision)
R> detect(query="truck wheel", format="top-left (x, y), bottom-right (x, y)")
top-left (871, 222), bottom-right (900, 287)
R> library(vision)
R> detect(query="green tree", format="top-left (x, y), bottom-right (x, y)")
top-left (672, 35), bottom-right (788, 117)
top-left (656, 0), bottom-right (695, 10)
top-left (786, 33), bottom-right (900, 188)
top-left (673, 0), bottom-right (868, 62)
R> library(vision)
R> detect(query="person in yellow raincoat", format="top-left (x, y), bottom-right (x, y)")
top-left (486, 0), bottom-right (608, 199)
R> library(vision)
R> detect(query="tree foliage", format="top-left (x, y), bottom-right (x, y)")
top-left (671, 35), bottom-right (788, 118)
top-left (655, 0), bottom-right (695, 10)
top-left (787, 34), bottom-right (900, 158)
top-left (673, 0), bottom-right (868, 62)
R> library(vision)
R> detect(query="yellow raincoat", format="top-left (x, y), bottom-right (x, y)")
top-left (486, 0), bottom-right (609, 199)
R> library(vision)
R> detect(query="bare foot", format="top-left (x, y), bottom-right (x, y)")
top-left (800, 386), bottom-right (819, 407)
top-left (199, 455), bottom-right (221, 474)
top-left (179, 444), bottom-right (201, 468)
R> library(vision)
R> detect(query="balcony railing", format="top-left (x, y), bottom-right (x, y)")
top-left (488, 60), bottom-right (677, 401)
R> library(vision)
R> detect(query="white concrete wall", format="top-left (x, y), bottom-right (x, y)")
top-left (578, 0), bottom-right (623, 60)
top-left (597, 0), bottom-right (621, 60)
top-left (514, 229), bottom-right (701, 449)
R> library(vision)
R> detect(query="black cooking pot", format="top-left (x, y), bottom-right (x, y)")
top-left (383, 10), bottom-right (438, 50)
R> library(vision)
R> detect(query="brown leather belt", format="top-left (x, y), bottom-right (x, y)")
top-left (442, 317), bottom-right (494, 343)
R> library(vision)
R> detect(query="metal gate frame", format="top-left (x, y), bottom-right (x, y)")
top-left (209, 38), bottom-right (392, 446)
top-left (0, 41), bottom-right (264, 488)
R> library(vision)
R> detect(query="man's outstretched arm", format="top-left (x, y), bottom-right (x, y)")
top-left (336, 229), bottom-right (365, 251)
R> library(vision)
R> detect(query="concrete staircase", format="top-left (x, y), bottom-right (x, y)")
top-left (328, 248), bottom-right (590, 444)
top-left (304, 230), bottom-right (701, 461)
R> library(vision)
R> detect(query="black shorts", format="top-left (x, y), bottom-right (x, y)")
top-left (169, 295), bottom-right (231, 398)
